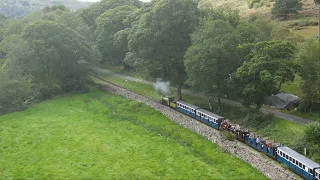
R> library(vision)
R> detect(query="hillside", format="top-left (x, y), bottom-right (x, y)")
top-left (0, 0), bottom-right (92, 18)
top-left (201, 0), bottom-right (318, 17)
top-left (0, 88), bottom-right (266, 179)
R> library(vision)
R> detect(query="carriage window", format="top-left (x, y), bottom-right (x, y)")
top-left (296, 161), bottom-right (298, 165)
top-left (286, 155), bottom-right (288, 159)
top-left (292, 159), bottom-right (295, 163)
top-left (299, 162), bottom-right (302, 168)
top-left (303, 165), bottom-right (305, 169)
top-left (309, 169), bottom-right (313, 174)
top-left (289, 157), bottom-right (292, 161)
top-left (280, 151), bottom-right (282, 156)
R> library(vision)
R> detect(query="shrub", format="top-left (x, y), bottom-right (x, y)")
top-left (243, 108), bottom-right (275, 128)
top-left (0, 72), bottom-right (32, 115)
top-left (221, 131), bottom-right (236, 141)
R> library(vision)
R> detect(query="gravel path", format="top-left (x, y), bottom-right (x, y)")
top-left (92, 78), bottom-right (298, 180)
top-left (93, 66), bottom-right (313, 125)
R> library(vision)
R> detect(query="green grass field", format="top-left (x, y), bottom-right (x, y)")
top-left (0, 88), bottom-right (267, 179)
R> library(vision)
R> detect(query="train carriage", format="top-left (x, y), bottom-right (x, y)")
top-left (161, 96), bottom-right (320, 180)
top-left (176, 101), bottom-right (200, 118)
top-left (277, 146), bottom-right (320, 180)
top-left (315, 169), bottom-right (320, 180)
top-left (195, 109), bottom-right (224, 129)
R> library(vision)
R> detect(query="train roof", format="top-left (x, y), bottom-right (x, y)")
top-left (278, 146), bottom-right (320, 168)
top-left (197, 108), bottom-right (224, 120)
top-left (176, 101), bottom-right (200, 109)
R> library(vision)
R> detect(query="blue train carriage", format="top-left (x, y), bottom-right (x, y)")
top-left (176, 101), bottom-right (200, 118)
top-left (246, 134), bottom-right (278, 159)
top-left (277, 146), bottom-right (320, 180)
top-left (195, 108), bottom-right (224, 129)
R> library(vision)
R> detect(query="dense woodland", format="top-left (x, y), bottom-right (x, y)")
top-left (0, 0), bottom-right (319, 161)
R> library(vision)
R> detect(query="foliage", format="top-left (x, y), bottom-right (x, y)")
top-left (296, 39), bottom-right (320, 112)
top-left (271, 0), bottom-right (302, 20)
top-left (243, 108), bottom-right (275, 128)
top-left (77, 0), bottom-right (141, 29)
top-left (184, 19), bottom-right (240, 112)
top-left (0, 70), bottom-right (32, 115)
top-left (271, 25), bottom-right (305, 43)
top-left (0, 6), bottom-right (100, 112)
top-left (221, 131), bottom-right (236, 141)
top-left (237, 15), bottom-right (273, 43)
top-left (95, 5), bottom-right (137, 64)
top-left (0, 0), bottom-right (91, 18)
top-left (127, 0), bottom-right (200, 100)
top-left (0, 89), bottom-right (267, 179)
top-left (293, 122), bottom-right (320, 163)
top-left (234, 41), bottom-right (296, 109)
top-left (247, 0), bottom-right (274, 8)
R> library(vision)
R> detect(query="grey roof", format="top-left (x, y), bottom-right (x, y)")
top-left (176, 101), bottom-right (200, 109)
top-left (197, 108), bottom-right (224, 120)
top-left (278, 146), bottom-right (320, 168)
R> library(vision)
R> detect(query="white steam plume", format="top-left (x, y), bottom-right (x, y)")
top-left (154, 78), bottom-right (171, 96)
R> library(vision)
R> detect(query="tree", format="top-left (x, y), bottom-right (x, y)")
top-left (272, 0), bottom-right (302, 20)
top-left (234, 41), bottom-right (296, 109)
top-left (127, 0), bottom-right (200, 100)
top-left (296, 39), bottom-right (320, 112)
top-left (77, 0), bottom-right (141, 29)
top-left (1, 20), bottom-right (100, 98)
top-left (95, 5), bottom-right (137, 64)
top-left (184, 19), bottom-right (241, 112)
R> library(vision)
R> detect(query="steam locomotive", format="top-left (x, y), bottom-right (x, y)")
top-left (160, 96), bottom-right (320, 180)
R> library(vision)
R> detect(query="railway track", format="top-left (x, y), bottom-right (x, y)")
top-left (87, 73), bottom-right (298, 180)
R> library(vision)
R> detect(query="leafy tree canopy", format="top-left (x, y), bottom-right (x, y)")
top-left (127, 0), bottom-right (200, 99)
top-left (77, 0), bottom-right (141, 29)
top-left (234, 41), bottom-right (296, 109)
top-left (296, 39), bottom-right (320, 111)
top-left (184, 19), bottom-right (241, 111)
top-left (95, 5), bottom-right (137, 64)
top-left (271, 0), bottom-right (302, 20)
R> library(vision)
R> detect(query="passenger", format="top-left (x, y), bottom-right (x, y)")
top-left (256, 136), bottom-right (260, 144)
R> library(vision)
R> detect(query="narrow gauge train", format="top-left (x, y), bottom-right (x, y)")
top-left (160, 96), bottom-right (320, 180)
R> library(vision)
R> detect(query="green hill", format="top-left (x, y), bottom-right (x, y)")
top-left (0, 0), bottom-right (92, 18)
top-left (0, 88), bottom-right (266, 179)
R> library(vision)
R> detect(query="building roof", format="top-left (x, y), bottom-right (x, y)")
top-left (197, 108), bottom-right (224, 120)
top-left (278, 146), bottom-right (320, 168)
top-left (176, 101), bottom-right (200, 109)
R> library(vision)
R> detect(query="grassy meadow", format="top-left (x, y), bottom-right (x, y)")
top-left (0, 88), bottom-right (267, 179)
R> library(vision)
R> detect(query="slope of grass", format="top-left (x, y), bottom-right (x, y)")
top-left (0, 88), bottom-right (267, 179)
top-left (294, 26), bottom-right (319, 39)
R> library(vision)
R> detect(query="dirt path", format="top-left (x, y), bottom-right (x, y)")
top-left (93, 66), bottom-right (313, 125)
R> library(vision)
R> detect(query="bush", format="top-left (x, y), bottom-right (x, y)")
top-left (0, 72), bottom-right (32, 115)
top-left (61, 76), bottom-right (85, 92)
top-left (221, 131), bottom-right (236, 141)
top-left (292, 122), bottom-right (320, 163)
top-left (243, 108), bottom-right (275, 128)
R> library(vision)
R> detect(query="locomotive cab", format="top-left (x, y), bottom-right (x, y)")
top-left (161, 96), bottom-right (177, 109)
